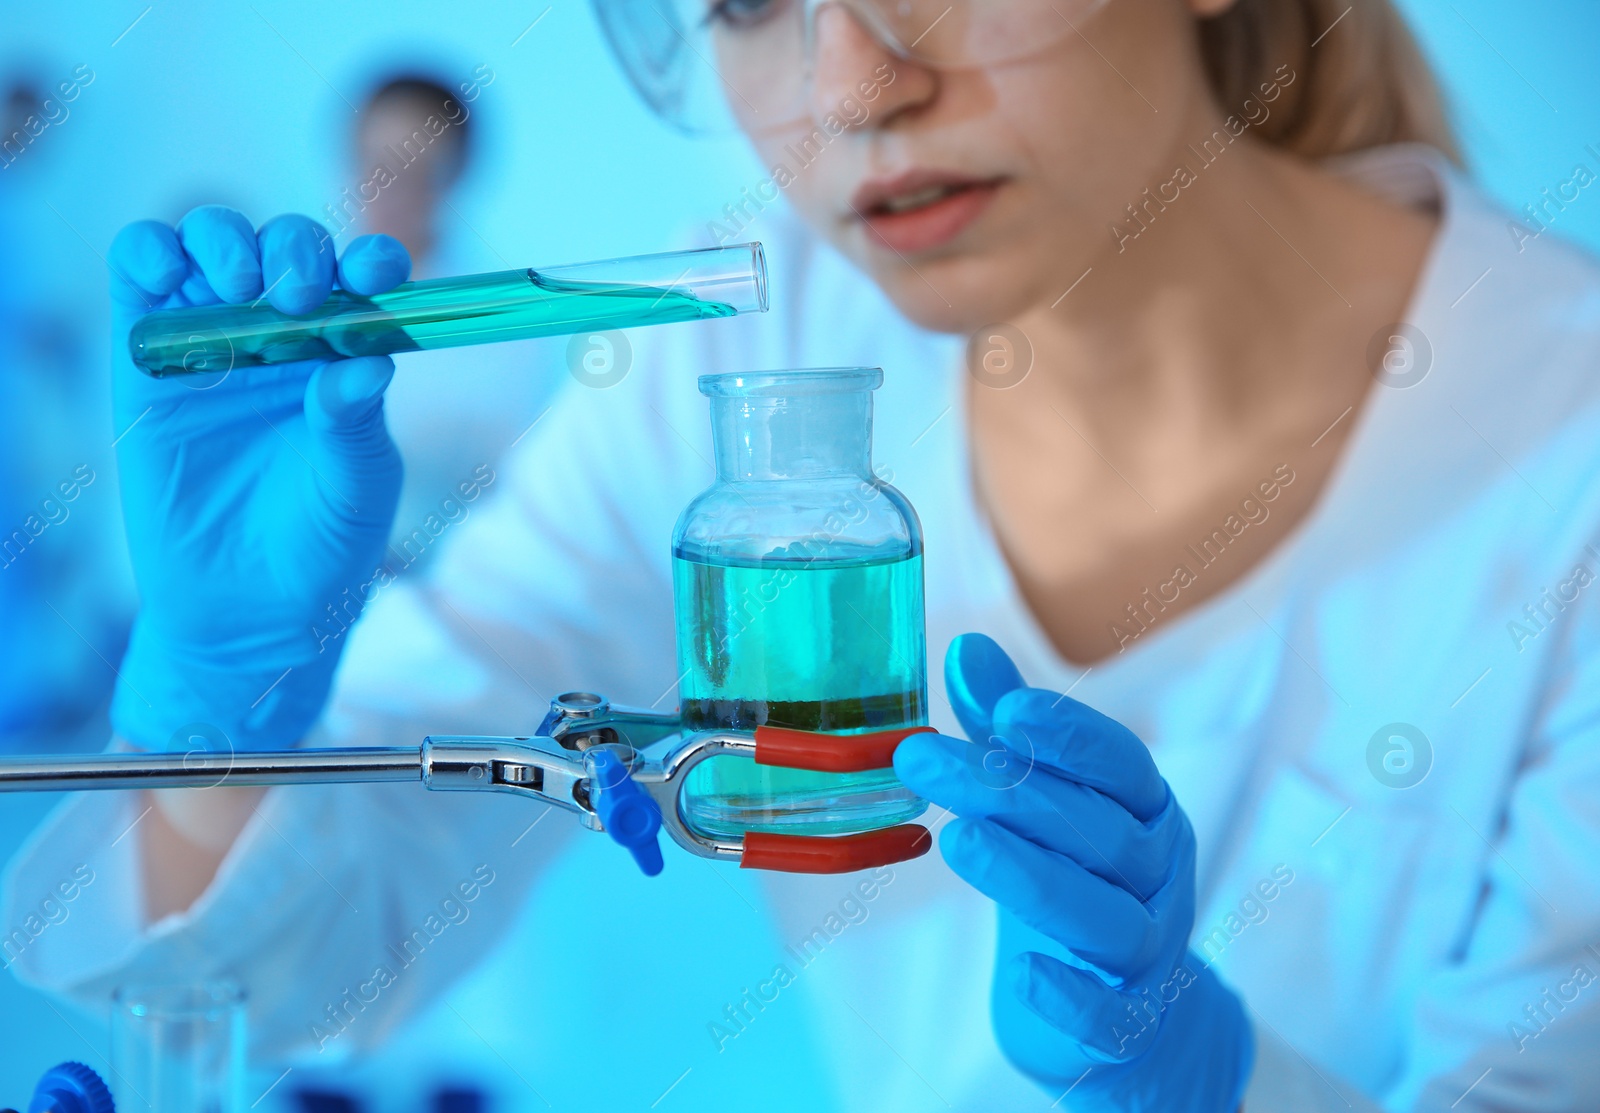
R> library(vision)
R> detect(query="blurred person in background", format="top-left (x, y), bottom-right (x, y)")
top-left (355, 76), bottom-right (470, 275)
top-left (351, 72), bottom-right (559, 576)
top-left (0, 73), bottom-right (128, 752)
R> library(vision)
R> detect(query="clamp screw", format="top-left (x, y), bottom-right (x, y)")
top-left (588, 749), bottom-right (663, 876)
top-left (553, 692), bottom-right (610, 719)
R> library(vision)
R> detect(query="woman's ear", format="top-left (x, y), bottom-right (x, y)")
top-left (1185, 0), bottom-right (1239, 16)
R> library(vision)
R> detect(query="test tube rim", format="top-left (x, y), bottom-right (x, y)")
top-left (749, 242), bottom-right (769, 313)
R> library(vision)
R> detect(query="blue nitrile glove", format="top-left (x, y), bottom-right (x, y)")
top-left (108, 206), bottom-right (410, 753)
top-left (894, 634), bottom-right (1253, 1111)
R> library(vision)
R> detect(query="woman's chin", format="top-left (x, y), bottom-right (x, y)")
top-left (869, 259), bottom-right (1046, 337)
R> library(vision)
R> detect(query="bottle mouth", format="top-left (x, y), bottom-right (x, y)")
top-left (699, 367), bottom-right (882, 398)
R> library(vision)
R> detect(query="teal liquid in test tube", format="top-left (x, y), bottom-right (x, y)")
top-left (129, 243), bottom-right (768, 376)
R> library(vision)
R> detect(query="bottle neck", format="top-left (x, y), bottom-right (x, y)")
top-left (711, 392), bottom-right (874, 481)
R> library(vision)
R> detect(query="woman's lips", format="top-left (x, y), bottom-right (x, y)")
top-left (854, 176), bottom-right (1004, 255)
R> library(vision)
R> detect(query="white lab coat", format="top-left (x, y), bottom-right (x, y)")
top-left (7, 144), bottom-right (1600, 1112)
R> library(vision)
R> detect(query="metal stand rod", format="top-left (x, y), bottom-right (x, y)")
top-left (0, 748), bottom-right (423, 793)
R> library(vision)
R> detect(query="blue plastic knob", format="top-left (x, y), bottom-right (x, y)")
top-left (29, 1063), bottom-right (114, 1113)
top-left (589, 749), bottom-right (664, 876)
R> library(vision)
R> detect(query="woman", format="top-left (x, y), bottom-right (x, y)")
top-left (7, 0), bottom-right (1600, 1108)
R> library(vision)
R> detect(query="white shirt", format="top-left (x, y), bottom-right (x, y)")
top-left (7, 145), bottom-right (1600, 1112)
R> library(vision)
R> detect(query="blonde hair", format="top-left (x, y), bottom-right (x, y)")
top-left (1197, 0), bottom-right (1459, 163)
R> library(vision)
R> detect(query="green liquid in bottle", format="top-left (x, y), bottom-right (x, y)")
top-left (673, 549), bottom-right (928, 838)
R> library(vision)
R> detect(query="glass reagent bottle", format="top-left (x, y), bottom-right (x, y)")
top-left (672, 368), bottom-right (928, 838)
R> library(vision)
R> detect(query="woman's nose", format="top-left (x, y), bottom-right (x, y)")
top-left (808, 3), bottom-right (938, 126)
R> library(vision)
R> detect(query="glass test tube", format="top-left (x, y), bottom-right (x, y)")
top-left (112, 981), bottom-right (247, 1113)
top-left (130, 242), bottom-right (768, 377)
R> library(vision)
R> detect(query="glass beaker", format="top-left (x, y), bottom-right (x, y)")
top-left (673, 368), bottom-right (929, 838)
top-left (111, 981), bottom-right (247, 1113)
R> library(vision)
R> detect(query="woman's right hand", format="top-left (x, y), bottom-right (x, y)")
top-left (108, 206), bottom-right (411, 756)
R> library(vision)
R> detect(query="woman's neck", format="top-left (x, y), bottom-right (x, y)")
top-left (972, 134), bottom-right (1437, 665)
top-left (1012, 135), bottom-right (1434, 448)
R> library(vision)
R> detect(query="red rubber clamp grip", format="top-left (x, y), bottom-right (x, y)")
top-left (752, 724), bottom-right (935, 773)
top-left (740, 824), bottom-right (932, 873)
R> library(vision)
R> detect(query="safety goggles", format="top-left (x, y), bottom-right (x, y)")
top-left (591, 0), bottom-right (1110, 134)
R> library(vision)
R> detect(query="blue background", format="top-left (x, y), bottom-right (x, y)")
top-left (1, 0), bottom-right (1598, 1107)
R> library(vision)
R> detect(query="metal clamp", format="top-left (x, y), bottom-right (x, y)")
top-left (0, 692), bottom-right (934, 874)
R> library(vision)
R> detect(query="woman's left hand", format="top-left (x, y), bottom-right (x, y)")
top-left (893, 633), bottom-right (1254, 1111)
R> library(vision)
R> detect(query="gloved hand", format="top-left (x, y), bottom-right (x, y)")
top-left (894, 633), bottom-right (1253, 1110)
top-left (108, 206), bottom-right (410, 754)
